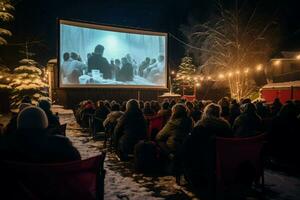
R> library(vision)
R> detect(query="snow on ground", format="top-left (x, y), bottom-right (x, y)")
top-left (1, 107), bottom-right (300, 200)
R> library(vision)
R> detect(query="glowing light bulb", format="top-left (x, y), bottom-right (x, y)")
top-left (200, 77), bottom-right (204, 81)
top-left (235, 70), bottom-right (240, 74)
top-left (6, 78), bottom-right (10, 81)
top-left (273, 60), bottom-right (281, 67)
top-left (207, 76), bottom-right (212, 80)
top-left (0, 75), bottom-right (3, 79)
top-left (228, 72), bottom-right (233, 77)
top-left (218, 74), bottom-right (225, 79)
top-left (296, 54), bottom-right (300, 60)
top-left (196, 83), bottom-right (200, 87)
top-left (244, 68), bottom-right (249, 74)
top-left (256, 64), bottom-right (263, 71)
top-left (171, 70), bottom-right (175, 75)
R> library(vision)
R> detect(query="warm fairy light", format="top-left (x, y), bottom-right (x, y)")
top-left (207, 76), bottom-right (212, 80)
top-left (256, 64), bottom-right (263, 71)
top-left (171, 70), bottom-right (175, 75)
top-left (218, 74), bottom-right (225, 79)
top-left (273, 60), bottom-right (281, 67)
top-left (193, 77), bottom-right (198, 81)
top-left (200, 77), bottom-right (204, 81)
top-left (296, 54), bottom-right (300, 60)
top-left (235, 70), bottom-right (240, 74)
top-left (187, 77), bottom-right (191, 80)
top-left (0, 75), bottom-right (3, 79)
top-left (6, 78), bottom-right (10, 81)
top-left (228, 72), bottom-right (233, 77)
top-left (196, 83), bottom-right (201, 87)
top-left (244, 68), bottom-right (249, 74)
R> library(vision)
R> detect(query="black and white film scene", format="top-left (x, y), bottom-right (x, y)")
top-left (59, 22), bottom-right (167, 87)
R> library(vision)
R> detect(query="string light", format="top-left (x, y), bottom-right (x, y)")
top-left (256, 64), bottom-right (263, 71)
top-left (207, 76), bottom-right (212, 80)
top-left (218, 74), bottom-right (225, 79)
top-left (196, 83), bottom-right (201, 87)
top-left (244, 68), bottom-right (249, 74)
top-left (228, 72), bottom-right (233, 77)
top-left (6, 78), bottom-right (10, 81)
top-left (171, 70), bottom-right (175, 75)
top-left (0, 75), bottom-right (3, 79)
top-left (296, 54), bottom-right (300, 60)
top-left (200, 77), bottom-right (204, 81)
top-left (273, 60), bottom-right (281, 67)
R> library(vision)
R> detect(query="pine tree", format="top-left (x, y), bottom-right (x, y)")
top-left (0, 0), bottom-right (14, 45)
top-left (172, 56), bottom-right (197, 94)
top-left (9, 59), bottom-right (48, 108)
top-left (0, 65), bottom-right (12, 90)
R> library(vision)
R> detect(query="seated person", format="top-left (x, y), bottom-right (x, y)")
top-left (116, 57), bottom-right (134, 82)
top-left (0, 106), bottom-right (81, 163)
top-left (4, 103), bottom-right (31, 135)
top-left (113, 99), bottom-right (147, 160)
top-left (233, 103), bottom-right (262, 137)
top-left (157, 101), bottom-right (172, 125)
top-left (182, 103), bottom-right (232, 197)
top-left (103, 103), bottom-right (124, 134)
top-left (38, 98), bottom-right (61, 134)
top-left (156, 104), bottom-right (193, 164)
top-left (88, 45), bottom-right (111, 79)
top-left (94, 100), bottom-right (111, 132)
top-left (143, 101), bottom-right (156, 116)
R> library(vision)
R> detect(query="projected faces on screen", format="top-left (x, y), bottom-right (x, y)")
top-left (59, 21), bottom-right (167, 88)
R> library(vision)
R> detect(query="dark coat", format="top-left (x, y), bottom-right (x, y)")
top-left (114, 110), bottom-right (147, 155)
top-left (0, 129), bottom-right (81, 163)
top-left (233, 113), bottom-right (262, 137)
top-left (117, 63), bottom-right (134, 82)
top-left (197, 117), bottom-right (233, 138)
top-left (182, 117), bottom-right (232, 195)
top-left (156, 117), bottom-right (193, 153)
top-left (87, 53), bottom-right (111, 79)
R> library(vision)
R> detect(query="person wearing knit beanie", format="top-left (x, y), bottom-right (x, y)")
top-left (17, 106), bottom-right (49, 130)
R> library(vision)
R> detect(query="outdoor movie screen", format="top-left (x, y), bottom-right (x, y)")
top-left (59, 19), bottom-right (168, 88)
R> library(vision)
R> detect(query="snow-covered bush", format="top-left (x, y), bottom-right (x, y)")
top-left (0, 65), bottom-right (12, 90)
top-left (9, 59), bottom-right (48, 108)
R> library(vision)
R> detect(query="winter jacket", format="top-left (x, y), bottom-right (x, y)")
top-left (196, 117), bottom-right (233, 138)
top-left (233, 113), bottom-right (262, 137)
top-left (156, 117), bottom-right (193, 153)
top-left (113, 110), bottom-right (147, 155)
top-left (0, 128), bottom-right (81, 163)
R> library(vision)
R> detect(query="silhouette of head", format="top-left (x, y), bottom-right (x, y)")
top-left (17, 106), bottom-right (49, 130)
top-left (63, 52), bottom-right (70, 61)
top-left (94, 45), bottom-right (104, 55)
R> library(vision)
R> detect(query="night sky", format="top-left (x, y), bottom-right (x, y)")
top-left (1, 0), bottom-right (300, 68)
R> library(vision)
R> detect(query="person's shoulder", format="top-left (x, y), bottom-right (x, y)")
top-left (47, 135), bottom-right (72, 145)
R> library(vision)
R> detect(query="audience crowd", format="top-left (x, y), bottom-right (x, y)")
top-left (1, 95), bottom-right (300, 198)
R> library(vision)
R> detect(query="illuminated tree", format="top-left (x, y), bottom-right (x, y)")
top-left (172, 56), bottom-right (197, 94)
top-left (0, 0), bottom-right (14, 45)
top-left (9, 59), bottom-right (48, 108)
top-left (0, 65), bottom-right (11, 90)
top-left (181, 1), bottom-right (278, 100)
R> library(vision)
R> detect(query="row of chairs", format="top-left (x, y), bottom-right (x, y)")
top-left (0, 152), bottom-right (106, 200)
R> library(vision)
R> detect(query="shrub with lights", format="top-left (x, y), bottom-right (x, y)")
top-left (9, 59), bottom-right (48, 108)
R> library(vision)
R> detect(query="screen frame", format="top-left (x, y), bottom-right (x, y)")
top-left (57, 18), bottom-right (168, 89)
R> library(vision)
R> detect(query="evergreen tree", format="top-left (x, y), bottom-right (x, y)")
top-left (172, 56), bottom-right (197, 94)
top-left (0, 0), bottom-right (14, 45)
top-left (9, 59), bottom-right (48, 108)
top-left (0, 65), bottom-right (11, 90)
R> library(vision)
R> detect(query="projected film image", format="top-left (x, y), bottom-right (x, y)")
top-left (59, 21), bottom-right (167, 88)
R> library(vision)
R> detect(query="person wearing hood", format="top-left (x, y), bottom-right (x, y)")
top-left (156, 103), bottom-right (193, 157)
top-left (182, 103), bottom-right (232, 198)
top-left (0, 106), bottom-right (81, 163)
top-left (233, 103), bottom-right (262, 137)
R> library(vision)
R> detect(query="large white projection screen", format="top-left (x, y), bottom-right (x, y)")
top-left (59, 20), bottom-right (168, 88)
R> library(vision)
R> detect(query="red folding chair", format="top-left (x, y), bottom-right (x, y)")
top-left (147, 116), bottom-right (164, 140)
top-left (216, 134), bottom-right (266, 193)
top-left (0, 153), bottom-right (106, 200)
